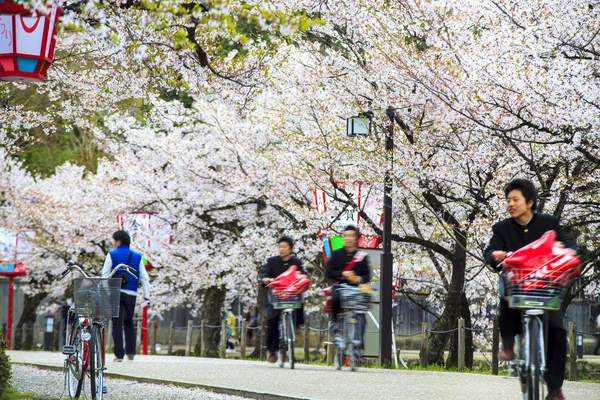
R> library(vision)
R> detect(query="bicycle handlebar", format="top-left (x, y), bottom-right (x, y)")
top-left (57, 261), bottom-right (136, 281)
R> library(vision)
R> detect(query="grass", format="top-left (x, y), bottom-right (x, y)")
top-left (2, 387), bottom-right (51, 400)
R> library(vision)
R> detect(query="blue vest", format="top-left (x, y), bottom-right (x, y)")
top-left (109, 245), bottom-right (142, 293)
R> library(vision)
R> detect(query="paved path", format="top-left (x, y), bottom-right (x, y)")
top-left (8, 351), bottom-right (600, 400)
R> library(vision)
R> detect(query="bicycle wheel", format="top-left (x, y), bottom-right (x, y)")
top-left (66, 322), bottom-right (84, 398)
top-left (90, 324), bottom-right (104, 400)
top-left (527, 319), bottom-right (542, 400)
top-left (286, 312), bottom-right (295, 369)
top-left (333, 316), bottom-right (343, 370)
top-left (348, 316), bottom-right (358, 372)
top-left (278, 316), bottom-right (285, 368)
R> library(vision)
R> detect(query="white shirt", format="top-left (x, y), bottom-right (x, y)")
top-left (102, 253), bottom-right (150, 298)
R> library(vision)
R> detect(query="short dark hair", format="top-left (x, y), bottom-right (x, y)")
top-left (277, 235), bottom-right (294, 249)
top-left (343, 225), bottom-right (359, 238)
top-left (112, 230), bottom-right (131, 245)
top-left (504, 179), bottom-right (537, 211)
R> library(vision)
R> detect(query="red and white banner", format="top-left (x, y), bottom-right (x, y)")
top-left (314, 182), bottom-right (383, 229)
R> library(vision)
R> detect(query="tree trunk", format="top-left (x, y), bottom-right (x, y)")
top-left (427, 231), bottom-right (473, 368)
top-left (248, 281), bottom-right (267, 360)
top-left (13, 293), bottom-right (45, 350)
top-left (196, 286), bottom-right (225, 358)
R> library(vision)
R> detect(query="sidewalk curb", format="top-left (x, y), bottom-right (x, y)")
top-left (12, 362), bottom-right (308, 400)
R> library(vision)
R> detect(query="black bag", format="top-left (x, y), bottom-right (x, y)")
top-left (114, 251), bottom-right (133, 287)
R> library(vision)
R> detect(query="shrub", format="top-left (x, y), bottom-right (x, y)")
top-left (0, 332), bottom-right (11, 398)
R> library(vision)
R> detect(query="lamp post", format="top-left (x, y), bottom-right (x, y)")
top-left (346, 108), bottom-right (394, 364)
top-left (379, 106), bottom-right (395, 365)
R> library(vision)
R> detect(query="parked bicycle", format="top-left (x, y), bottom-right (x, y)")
top-left (58, 261), bottom-right (135, 399)
top-left (332, 283), bottom-right (370, 371)
top-left (273, 295), bottom-right (302, 369)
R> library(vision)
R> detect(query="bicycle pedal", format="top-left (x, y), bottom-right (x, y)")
top-left (62, 345), bottom-right (76, 355)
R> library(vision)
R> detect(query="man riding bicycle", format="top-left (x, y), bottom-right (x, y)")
top-left (327, 225), bottom-right (372, 343)
top-left (485, 179), bottom-right (577, 400)
top-left (260, 236), bottom-right (308, 363)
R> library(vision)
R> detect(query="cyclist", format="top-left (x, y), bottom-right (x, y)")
top-left (260, 236), bottom-right (307, 363)
top-left (326, 225), bottom-right (372, 344)
top-left (485, 179), bottom-right (577, 400)
top-left (102, 230), bottom-right (150, 362)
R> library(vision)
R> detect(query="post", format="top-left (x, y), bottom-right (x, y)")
top-left (568, 322), bottom-right (577, 381)
top-left (492, 319), bottom-right (499, 375)
top-left (458, 318), bottom-right (465, 372)
top-left (304, 319), bottom-right (310, 363)
top-left (420, 322), bottom-right (429, 368)
top-left (150, 321), bottom-right (158, 355)
top-left (200, 319), bottom-right (207, 357)
top-left (135, 319), bottom-right (142, 354)
top-left (21, 323), bottom-right (27, 350)
top-left (379, 106), bottom-right (395, 366)
top-left (7, 277), bottom-right (13, 349)
top-left (185, 320), bottom-right (193, 357)
top-left (168, 321), bottom-right (175, 355)
top-left (326, 321), bottom-right (333, 365)
top-left (240, 319), bottom-right (247, 360)
top-left (32, 322), bottom-right (39, 350)
top-left (142, 304), bottom-right (148, 355)
top-left (220, 320), bottom-right (227, 359)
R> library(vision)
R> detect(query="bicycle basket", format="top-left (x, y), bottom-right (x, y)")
top-left (339, 287), bottom-right (370, 311)
top-left (272, 295), bottom-right (302, 310)
top-left (73, 278), bottom-right (121, 318)
top-left (503, 275), bottom-right (566, 311)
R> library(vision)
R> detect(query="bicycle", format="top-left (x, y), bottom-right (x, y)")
top-left (58, 261), bottom-right (135, 399)
top-left (332, 284), bottom-right (370, 371)
top-left (499, 232), bottom-right (580, 400)
top-left (272, 295), bottom-right (302, 369)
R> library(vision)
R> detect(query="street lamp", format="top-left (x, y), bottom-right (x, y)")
top-left (345, 107), bottom-right (394, 365)
top-left (346, 114), bottom-right (372, 137)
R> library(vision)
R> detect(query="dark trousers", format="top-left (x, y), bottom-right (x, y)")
top-left (112, 292), bottom-right (137, 359)
top-left (594, 335), bottom-right (600, 355)
top-left (499, 298), bottom-right (566, 390)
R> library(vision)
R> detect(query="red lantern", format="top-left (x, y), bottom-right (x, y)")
top-left (0, 1), bottom-right (61, 82)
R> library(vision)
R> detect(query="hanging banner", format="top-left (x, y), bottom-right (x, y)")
top-left (0, 227), bottom-right (35, 275)
top-left (116, 212), bottom-right (173, 268)
top-left (314, 182), bottom-right (383, 229)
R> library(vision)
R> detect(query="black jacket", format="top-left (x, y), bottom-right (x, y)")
top-left (326, 248), bottom-right (371, 285)
top-left (484, 213), bottom-right (577, 271)
top-left (260, 255), bottom-right (307, 282)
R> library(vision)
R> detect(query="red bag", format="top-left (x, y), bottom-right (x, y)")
top-left (270, 265), bottom-right (310, 299)
top-left (503, 230), bottom-right (581, 291)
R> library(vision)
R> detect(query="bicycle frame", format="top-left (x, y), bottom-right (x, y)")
top-left (334, 308), bottom-right (365, 371)
top-left (277, 308), bottom-right (296, 369)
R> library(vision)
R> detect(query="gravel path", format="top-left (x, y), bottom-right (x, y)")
top-left (10, 365), bottom-right (251, 400)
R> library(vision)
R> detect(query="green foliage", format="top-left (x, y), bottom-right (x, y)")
top-left (0, 332), bottom-right (11, 398)
top-left (404, 35), bottom-right (430, 52)
top-left (2, 387), bottom-right (50, 400)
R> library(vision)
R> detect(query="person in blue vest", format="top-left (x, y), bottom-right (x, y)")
top-left (102, 230), bottom-right (150, 362)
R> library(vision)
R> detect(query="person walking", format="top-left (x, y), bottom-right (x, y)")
top-left (102, 230), bottom-right (150, 362)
